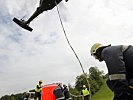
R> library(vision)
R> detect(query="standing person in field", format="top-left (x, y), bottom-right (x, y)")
top-left (34, 80), bottom-right (43, 100)
top-left (90, 43), bottom-right (133, 100)
top-left (53, 83), bottom-right (65, 100)
top-left (63, 84), bottom-right (72, 100)
top-left (81, 85), bottom-right (90, 100)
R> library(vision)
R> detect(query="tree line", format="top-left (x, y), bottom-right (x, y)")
top-left (0, 67), bottom-right (106, 100)
top-left (69, 66), bottom-right (105, 100)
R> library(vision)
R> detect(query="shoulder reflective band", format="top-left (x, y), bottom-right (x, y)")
top-left (57, 97), bottom-right (65, 99)
top-left (129, 86), bottom-right (133, 89)
top-left (109, 74), bottom-right (126, 80)
top-left (122, 45), bottom-right (130, 52)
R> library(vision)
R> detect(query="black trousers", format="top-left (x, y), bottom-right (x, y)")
top-left (113, 90), bottom-right (133, 100)
top-left (34, 92), bottom-right (41, 100)
top-left (84, 95), bottom-right (90, 100)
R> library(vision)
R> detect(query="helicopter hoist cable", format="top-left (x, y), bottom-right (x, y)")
top-left (55, 1), bottom-right (91, 99)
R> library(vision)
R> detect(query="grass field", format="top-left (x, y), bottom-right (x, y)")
top-left (91, 81), bottom-right (113, 100)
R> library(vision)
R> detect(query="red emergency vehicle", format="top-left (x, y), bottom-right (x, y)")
top-left (41, 83), bottom-right (59, 100)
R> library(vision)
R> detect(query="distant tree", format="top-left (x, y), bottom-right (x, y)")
top-left (69, 84), bottom-right (80, 95)
top-left (75, 66), bottom-right (104, 95)
top-left (75, 74), bottom-right (88, 92)
top-left (0, 95), bottom-right (11, 100)
top-left (11, 94), bottom-right (15, 100)
top-left (14, 93), bottom-right (23, 100)
top-left (0, 93), bottom-right (23, 100)
top-left (89, 67), bottom-right (104, 86)
top-left (89, 67), bottom-right (104, 94)
top-left (68, 84), bottom-right (83, 100)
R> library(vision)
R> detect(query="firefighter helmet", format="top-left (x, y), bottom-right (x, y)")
top-left (83, 85), bottom-right (86, 88)
top-left (90, 43), bottom-right (103, 56)
top-left (39, 80), bottom-right (43, 83)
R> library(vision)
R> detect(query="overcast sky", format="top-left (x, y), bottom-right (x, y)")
top-left (1, 0), bottom-right (133, 96)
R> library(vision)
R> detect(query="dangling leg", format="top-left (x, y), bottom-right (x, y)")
top-left (25, 0), bottom-right (63, 24)
top-left (13, 0), bottom-right (46, 31)
top-left (25, 0), bottom-right (62, 24)
top-left (25, 7), bottom-right (44, 25)
top-left (24, 0), bottom-right (47, 25)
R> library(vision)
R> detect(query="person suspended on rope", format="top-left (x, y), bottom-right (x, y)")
top-left (81, 85), bottom-right (90, 100)
top-left (34, 80), bottom-right (43, 100)
top-left (90, 43), bottom-right (133, 100)
top-left (53, 83), bottom-right (65, 100)
top-left (13, 0), bottom-right (69, 31)
top-left (63, 84), bottom-right (72, 100)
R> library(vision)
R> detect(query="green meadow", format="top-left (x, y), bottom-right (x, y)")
top-left (91, 81), bottom-right (113, 100)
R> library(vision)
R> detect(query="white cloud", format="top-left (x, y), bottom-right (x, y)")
top-left (0, 0), bottom-right (133, 96)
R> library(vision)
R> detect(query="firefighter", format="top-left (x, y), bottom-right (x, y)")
top-left (53, 83), bottom-right (65, 100)
top-left (90, 43), bottom-right (133, 100)
top-left (63, 84), bottom-right (72, 100)
top-left (34, 80), bottom-right (43, 100)
top-left (81, 85), bottom-right (90, 100)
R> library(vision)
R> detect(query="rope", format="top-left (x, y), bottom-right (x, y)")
top-left (70, 93), bottom-right (83, 98)
top-left (55, 1), bottom-right (91, 99)
top-left (55, 1), bottom-right (85, 78)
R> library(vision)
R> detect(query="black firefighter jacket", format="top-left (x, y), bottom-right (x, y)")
top-left (101, 45), bottom-right (133, 98)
